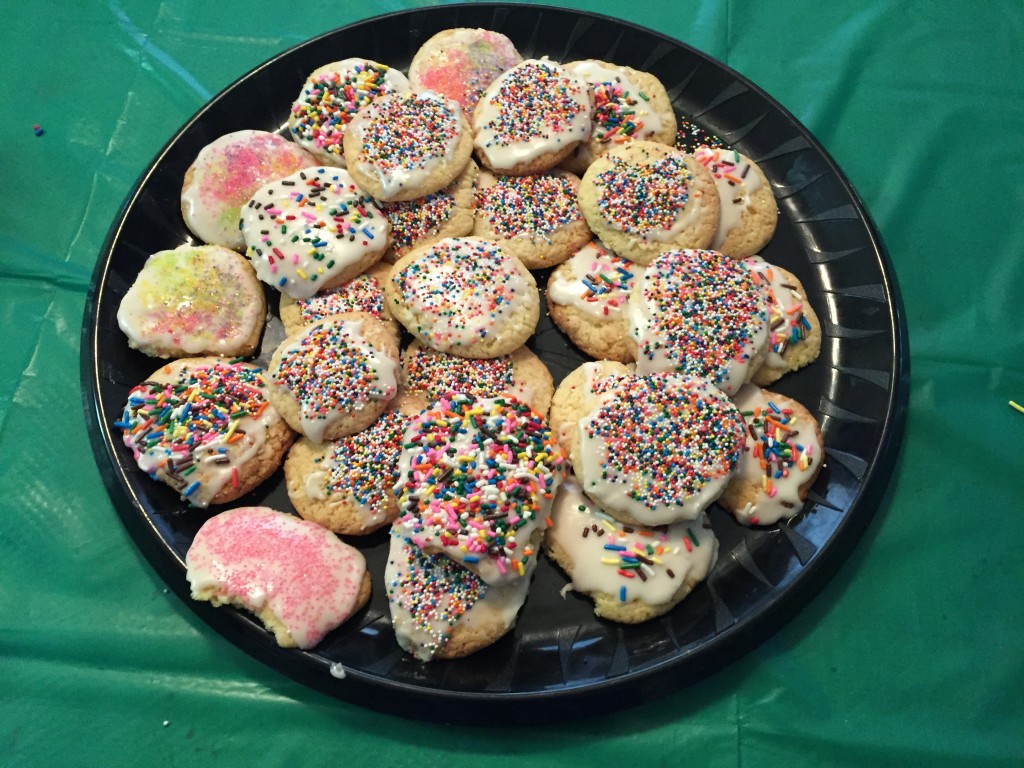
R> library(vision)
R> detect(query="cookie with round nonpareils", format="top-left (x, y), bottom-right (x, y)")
top-left (116, 358), bottom-right (294, 508)
top-left (186, 506), bottom-right (371, 649)
top-left (578, 141), bottom-right (719, 266)
top-left (547, 359), bottom-right (632, 457)
top-left (718, 384), bottom-right (825, 526)
top-left (278, 260), bottom-right (395, 337)
top-left (117, 245), bottom-right (266, 359)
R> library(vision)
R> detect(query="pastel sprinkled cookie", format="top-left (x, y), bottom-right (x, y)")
top-left (342, 91), bottom-right (473, 202)
top-left (546, 239), bottom-right (637, 363)
top-left (545, 477), bottom-right (718, 623)
top-left (561, 60), bottom-right (677, 175)
top-left (401, 339), bottom-right (554, 417)
top-left (266, 312), bottom-right (399, 443)
top-left (626, 249), bottom-right (770, 396)
top-left (180, 130), bottom-right (316, 251)
top-left (385, 527), bottom-right (534, 661)
top-left (408, 28), bottom-right (522, 114)
top-left (240, 166), bottom-right (389, 300)
top-left (384, 237), bottom-right (540, 359)
top-left (117, 245), bottom-right (266, 359)
top-left (578, 141), bottom-right (719, 266)
top-left (186, 506), bottom-right (370, 649)
top-left (379, 158), bottom-right (478, 263)
top-left (278, 260), bottom-right (395, 337)
top-left (550, 368), bottom-right (745, 526)
top-left (394, 393), bottom-right (568, 586)
top-left (718, 385), bottom-right (824, 526)
top-left (692, 145), bottom-right (777, 258)
top-left (288, 59), bottom-right (410, 166)
top-left (472, 59), bottom-right (592, 176)
top-left (742, 256), bottom-right (822, 386)
top-left (283, 391), bottom-right (427, 535)
top-left (471, 169), bottom-right (591, 269)
top-left (116, 358), bottom-right (294, 507)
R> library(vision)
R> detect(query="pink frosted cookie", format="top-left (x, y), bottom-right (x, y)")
top-left (342, 91), bottom-right (473, 202)
top-left (288, 59), bottom-right (410, 166)
top-left (117, 245), bottom-right (266, 359)
top-left (692, 145), bottom-right (777, 258)
top-left (471, 169), bottom-right (591, 269)
top-left (186, 506), bottom-right (370, 649)
top-left (116, 358), bottom-right (294, 507)
top-left (239, 166), bottom-right (389, 300)
top-left (278, 260), bottom-right (395, 337)
top-left (626, 249), bottom-right (770, 396)
top-left (408, 28), bottom-right (522, 115)
top-left (180, 130), bottom-right (316, 251)
top-left (472, 59), bottom-right (592, 176)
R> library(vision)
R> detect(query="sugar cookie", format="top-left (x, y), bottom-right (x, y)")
top-left (692, 145), bottom-right (777, 258)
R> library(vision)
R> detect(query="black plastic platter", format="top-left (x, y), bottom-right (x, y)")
top-left (82, 3), bottom-right (909, 724)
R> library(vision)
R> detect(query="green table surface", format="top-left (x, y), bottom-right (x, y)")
top-left (2, 0), bottom-right (1021, 765)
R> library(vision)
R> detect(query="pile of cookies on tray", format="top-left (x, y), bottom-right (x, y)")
top-left (113, 27), bottom-right (824, 662)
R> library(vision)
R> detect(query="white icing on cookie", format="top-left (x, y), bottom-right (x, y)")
top-left (240, 167), bottom-right (388, 299)
top-left (547, 240), bottom-right (636, 319)
top-left (740, 256), bottom-right (813, 368)
top-left (565, 61), bottom-right (664, 140)
top-left (692, 146), bottom-right (765, 249)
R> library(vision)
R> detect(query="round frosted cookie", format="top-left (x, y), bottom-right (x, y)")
top-left (472, 59), bottom-right (592, 176)
top-left (393, 393), bottom-right (568, 586)
top-left (384, 237), bottom-right (540, 358)
top-left (385, 527), bottom-right (535, 661)
top-left (180, 130), bottom-right (316, 251)
top-left (116, 358), bottom-right (293, 507)
top-left (560, 60), bottom-right (677, 175)
top-left (545, 477), bottom-right (718, 623)
top-left (278, 260), bottom-right (395, 337)
top-left (408, 28), bottom-right (522, 115)
top-left (186, 506), bottom-right (371, 649)
top-left (546, 239), bottom-right (638, 363)
top-left (117, 245), bottom-right (266, 359)
top-left (718, 384), bottom-right (824, 526)
top-left (288, 59), bottom-right (410, 166)
top-left (283, 391), bottom-right (427, 535)
top-left (550, 368), bottom-right (746, 526)
top-left (240, 166), bottom-right (389, 300)
top-left (471, 169), bottom-right (591, 269)
top-left (741, 256), bottom-right (822, 386)
top-left (342, 91), bottom-right (473, 202)
top-left (692, 145), bottom-right (777, 258)
top-left (626, 248), bottom-right (770, 396)
top-left (578, 141), bottom-right (719, 266)
top-left (401, 339), bottom-right (554, 417)
top-left (265, 312), bottom-right (399, 443)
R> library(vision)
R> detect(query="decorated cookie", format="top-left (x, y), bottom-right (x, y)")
top-left (394, 394), bottom-right (568, 586)
top-left (626, 248), bottom-right (770, 395)
top-left (116, 358), bottom-right (293, 507)
top-left (546, 239), bottom-right (637, 363)
top-left (283, 391), bottom-right (427, 535)
top-left (578, 141), bottom-right (719, 265)
top-left (240, 166), bottom-right (389, 300)
top-left (549, 367), bottom-right (745, 526)
top-left (545, 477), bottom-right (718, 623)
top-left (472, 59), bottom-right (592, 176)
top-left (180, 130), bottom-right (316, 251)
top-left (692, 145), bottom-right (777, 258)
top-left (384, 237), bottom-right (540, 358)
top-left (385, 527), bottom-right (535, 661)
top-left (471, 169), bottom-right (591, 269)
top-left (265, 312), bottom-right (399, 443)
top-left (186, 506), bottom-right (371, 649)
top-left (117, 245), bottom-right (266, 359)
top-left (278, 260), bottom-right (395, 337)
top-left (401, 339), bottom-right (554, 417)
top-left (342, 90), bottom-right (473, 202)
top-left (561, 60), bottom-right (677, 175)
top-left (408, 28), bottom-right (522, 114)
top-left (718, 385), bottom-right (824, 526)
top-left (742, 256), bottom-right (822, 385)
top-left (288, 59), bottom-right (410, 166)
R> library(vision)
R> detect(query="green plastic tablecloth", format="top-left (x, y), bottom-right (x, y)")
top-left (2, 1), bottom-right (1021, 764)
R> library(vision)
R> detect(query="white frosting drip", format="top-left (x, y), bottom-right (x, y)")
top-left (547, 240), bottom-right (636, 319)
top-left (692, 146), bottom-right (764, 249)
